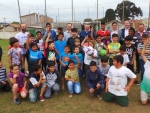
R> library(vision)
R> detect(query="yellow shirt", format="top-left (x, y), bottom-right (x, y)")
top-left (65, 67), bottom-right (79, 82)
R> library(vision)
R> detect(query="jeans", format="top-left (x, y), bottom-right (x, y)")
top-left (67, 81), bottom-right (81, 94)
top-left (0, 81), bottom-right (11, 92)
top-left (136, 51), bottom-right (140, 72)
top-left (139, 59), bottom-right (145, 81)
top-left (93, 84), bottom-right (104, 95)
top-left (29, 82), bottom-right (45, 103)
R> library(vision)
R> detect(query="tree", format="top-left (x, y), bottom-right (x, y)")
top-left (105, 9), bottom-right (116, 22)
top-left (11, 21), bottom-right (20, 24)
top-left (84, 18), bottom-right (93, 22)
top-left (115, 0), bottom-right (143, 21)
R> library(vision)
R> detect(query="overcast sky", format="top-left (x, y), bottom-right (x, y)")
top-left (0, 0), bottom-right (149, 23)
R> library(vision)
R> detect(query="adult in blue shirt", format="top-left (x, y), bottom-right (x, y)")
top-left (43, 23), bottom-right (56, 42)
top-left (80, 24), bottom-right (96, 41)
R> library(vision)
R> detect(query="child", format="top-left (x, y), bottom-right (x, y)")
top-left (140, 40), bottom-right (150, 105)
top-left (55, 27), bottom-right (63, 41)
top-left (8, 37), bottom-right (23, 70)
top-left (94, 35), bottom-right (107, 65)
top-left (137, 34), bottom-right (150, 81)
top-left (102, 30), bottom-right (111, 48)
top-left (117, 45), bottom-right (130, 67)
top-left (55, 32), bottom-right (66, 70)
top-left (44, 62), bottom-right (60, 98)
top-left (74, 38), bottom-right (84, 57)
top-left (8, 64), bottom-right (28, 105)
top-left (65, 60), bottom-right (81, 98)
top-left (59, 45), bottom-right (72, 90)
top-left (28, 65), bottom-right (47, 103)
top-left (108, 33), bottom-right (120, 66)
top-left (81, 37), bottom-right (97, 77)
top-left (0, 46), bottom-right (2, 60)
top-left (103, 55), bottom-right (136, 107)
top-left (0, 61), bottom-right (11, 92)
top-left (67, 28), bottom-right (78, 53)
top-left (86, 61), bottom-right (104, 100)
top-left (98, 56), bottom-right (110, 80)
top-left (26, 43), bottom-right (43, 75)
top-left (71, 46), bottom-right (83, 76)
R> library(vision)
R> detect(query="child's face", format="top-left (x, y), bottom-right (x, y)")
top-left (129, 30), bottom-right (134, 36)
top-left (31, 45), bottom-right (38, 51)
top-left (13, 42), bottom-right (19, 47)
top-left (112, 37), bottom-right (118, 42)
top-left (104, 35), bottom-right (109, 39)
top-left (88, 42), bottom-right (94, 48)
top-left (142, 38), bottom-right (148, 43)
top-left (125, 40), bottom-right (131, 45)
top-left (57, 30), bottom-right (60, 34)
top-left (68, 63), bottom-right (75, 70)
top-left (75, 41), bottom-right (80, 46)
top-left (48, 43), bottom-right (54, 49)
top-left (48, 66), bottom-right (55, 73)
top-left (58, 35), bottom-right (64, 40)
top-left (102, 62), bottom-right (107, 67)
top-left (36, 68), bottom-right (42, 75)
top-left (64, 47), bottom-right (70, 53)
top-left (96, 37), bottom-right (101, 43)
top-left (29, 37), bottom-right (34, 43)
top-left (74, 48), bottom-right (79, 54)
top-left (90, 66), bottom-right (97, 72)
top-left (71, 32), bottom-right (77, 38)
top-left (120, 50), bottom-right (125, 55)
top-left (113, 59), bottom-right (120, 67)
top-left (37, 33), bottom-right (42, 39)
top-left (11, 66), bottom-right (19, 75)
top-left (0, 61), bottom-right (2, 68)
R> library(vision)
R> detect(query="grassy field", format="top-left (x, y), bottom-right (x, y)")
top-left (0, 39), bottom-right (149, 113)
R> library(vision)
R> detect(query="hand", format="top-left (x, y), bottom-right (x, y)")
top-left (13, 74), bottom-right (18, 78)
top-left (33, 85), bottom-right (36, 88)
top-left (105, 86), bottom-right (108, 92)
top-left (48, 33), bottom-right (51, 38)
top-left (40, 73), bottom-right (44, 78)
top-left (89, 88), bottom-right (95, 94)
top-left (1, 81), bottom-right (6, 85)
top-left (130, 61), bottom-right (134, 65)
top-left (71, 79), bottom-right (75, 83)
top-left (22, 87), bottom-right (28, 93)
top-left (75, 55), bottom-right (78, 59)
top-left (85, 36), bottom-right (88, 40)
top-left (124, 85), bottom-right (130, 92)
top-left (96, 84), bottom-right (101, 89)
top-left (148, 94), bottom-right (150, 98)
top-left (63, 64), bottom-right (66, 67)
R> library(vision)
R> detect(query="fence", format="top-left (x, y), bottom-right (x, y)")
top-left (0, 32), bottom-right (18, 39)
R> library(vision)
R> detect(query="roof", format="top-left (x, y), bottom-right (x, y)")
top-left (21, 13), bottom-right (38, 17)
top-left (10, 24), bottom-right (20, 28)
top-left (105, 20), bottom-right (123, 25)
top-left (27, 26), bottom-right (43, 29)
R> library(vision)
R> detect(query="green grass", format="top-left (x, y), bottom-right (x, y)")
top-left (0, 39), bottom-right (150, 113)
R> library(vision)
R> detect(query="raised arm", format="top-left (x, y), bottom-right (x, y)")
top-left (141, 41), bottom-right (148, 63)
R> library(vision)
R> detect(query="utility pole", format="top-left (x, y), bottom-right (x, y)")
top-left (58, 9), bottom-right (60, 27)
top-left (103, 7), bottom-right (104, 18)
top-left (17, 0), bottom-right (22, 24)
top-left (122, 0), bottom-right (125, 22)
top-left (44, 0), bottom-right (47, 23)
top-left (97, 0), bottom-right (99, 30)
top-left (72, 0), bottom-right (73, 22)
top-left (88, 7), bottom-right (89, 19)
top-left (3, 18), bottom-right (6, 26)
top-left (56, 16), bottom-right (57, 22)
top-left (74, 8), bottom-right (75, 21)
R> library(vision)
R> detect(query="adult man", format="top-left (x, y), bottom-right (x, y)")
top-left (109, 22), bottom-right (122, 42)
top-left (121, 19), bottom-right (133, 44)
top-left (97, 22), bottom-right (109, 37)
top-left (80, 24), bottom-right (95, 41)
top-left (134, 23), bottom-right (150, 74)
top-left (43, 23), bottom-right (56, 42)
top-left (63, 23), bottom-right (72, 42)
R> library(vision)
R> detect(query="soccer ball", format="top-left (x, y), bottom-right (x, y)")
top-left (86, 47), bottom-right (94, 55)
top-left (99, 49), bottom-right (107, 57)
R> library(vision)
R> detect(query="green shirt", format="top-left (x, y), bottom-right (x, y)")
top-left (108, 42), bottom-right (120, 58)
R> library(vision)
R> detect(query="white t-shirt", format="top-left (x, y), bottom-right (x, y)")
top-left (117, 53), bottom-right (130, 66)
top-left (83, 46), bottom-right (97, 65)
top-left (107, 66), bottom-right (136, 96)
top-left (15, 32), bottom-right (28, 46)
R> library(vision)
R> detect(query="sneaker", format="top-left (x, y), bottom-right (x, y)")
top-left (13, 98), bottom-right (21, 105)
top-left (134, 80), bottom-right (140, 85)
top-left (97, 95), bottom-right (102, 101)
top-left (39, 96), bottom-right (45, 102)
top-left (54, 92), bottom-right (58, 95)
top-left (69, 94), bottom-right (73, 98)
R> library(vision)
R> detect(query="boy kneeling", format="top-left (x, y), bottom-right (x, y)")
top-left (103, 55), bottom-right (136, 107)
top-left (28, 65), bottom-right (46, 103)
top-left (86, 61), bottom-right (104, 100)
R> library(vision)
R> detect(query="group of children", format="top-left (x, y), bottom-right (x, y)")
top-left (0, 24), bottom-right (150, 107)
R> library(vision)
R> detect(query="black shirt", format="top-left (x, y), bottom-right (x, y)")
top-left (125, 44), bottom-right (136, 62)
top-left (46, 48), bottom-right (56, 64)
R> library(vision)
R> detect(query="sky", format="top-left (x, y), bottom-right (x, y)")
top-left (0, 0), bottom-right (149, 23)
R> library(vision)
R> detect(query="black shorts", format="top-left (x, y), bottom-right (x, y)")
top-left (61, 66), bottom-right (68, 77)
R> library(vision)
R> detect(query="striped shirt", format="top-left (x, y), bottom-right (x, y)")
top-left (137, 42), bottom-right (150, 59)
top-left (0, 67), bottom-right (7, 81)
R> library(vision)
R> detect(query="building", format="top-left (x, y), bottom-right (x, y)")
top-left (21, 13), bottom-right (53, 28)
top-left (105, 20), bottom-right (124, 30)
top-left (0, 24), bottom-right (20, 32)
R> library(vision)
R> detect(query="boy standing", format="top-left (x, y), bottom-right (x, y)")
top-left (86, 61), bottom-right (104, 100)
top-left (28, 65), bottom-right (47, 103)
top-left (103, 55), bottom-right (136, 107)
top-left (108, 34), bottom-right (120, 66)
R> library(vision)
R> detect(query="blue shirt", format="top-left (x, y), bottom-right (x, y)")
top-left (80, 30), bottom-right (96, 41)
top-left (71, 53), bottom-right (83, 65)
top-left (60, 52), bottom-right (71, 65)
top-left (43, 30), bottom-right (56, 42)
top-left (55, 40), bottom-right (66, 60)
top-left (27, 49), bottom-right (43, 64)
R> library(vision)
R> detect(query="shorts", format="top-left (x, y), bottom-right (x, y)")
top-left (18, 86), bottom-right (23, 93)
top-left (140, 90), bottom-right (149, 101)
top-left (61, 66), bottom-right (68, 77)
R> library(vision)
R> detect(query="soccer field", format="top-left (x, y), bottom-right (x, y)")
top-left (0, 39), bottom-right (149, 113)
